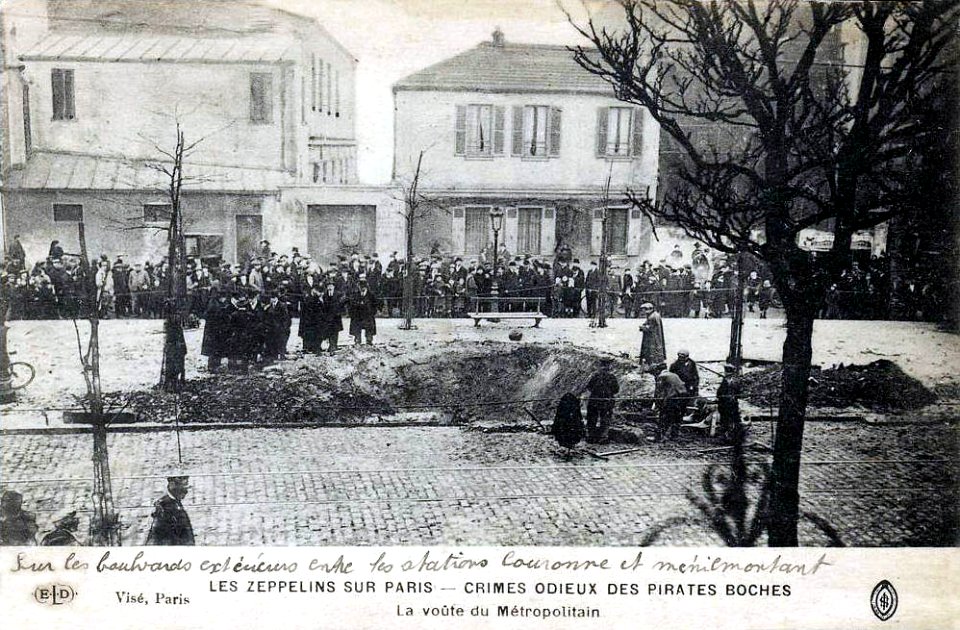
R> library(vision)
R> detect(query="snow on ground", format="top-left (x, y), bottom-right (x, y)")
top-left (4, 317), bottom-right (958, 413)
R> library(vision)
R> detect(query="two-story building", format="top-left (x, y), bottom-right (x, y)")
top-left (393, 29), bottom-right (660, 264)
top-left (1, 0), bottom-right (402, 265)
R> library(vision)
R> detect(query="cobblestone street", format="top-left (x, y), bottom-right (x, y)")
top-left (2, 424), bottom-right (956, 546)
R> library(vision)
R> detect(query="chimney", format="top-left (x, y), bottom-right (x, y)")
top-left (491, 27), bottom-right (505, 47)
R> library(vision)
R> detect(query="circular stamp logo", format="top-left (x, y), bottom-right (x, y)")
top-left (870, 580), bottom-right (898, 622)
top-left (34, 584), bottom-right (76, 606)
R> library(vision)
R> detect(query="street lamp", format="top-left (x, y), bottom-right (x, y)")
top-left (490, 207), bottom-right (505, 313)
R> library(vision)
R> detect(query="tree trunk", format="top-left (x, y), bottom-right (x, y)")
top-left (767, 306), bottom-right (815, 546)
top-left (401, 211), bottom-right (415, 330)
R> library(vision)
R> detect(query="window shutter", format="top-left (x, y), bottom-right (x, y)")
top-left (549, 107), bottom-right (561, 156)
top-left (311, 54), bottom-right (317, 110)
top-left (596, 107), bottom-right (608, 156)
top-left (317, 58), bottom-right (323, 111)
top-left (493, 106), bottom-right (505, 154)
top-left (51, 70), bottom-right (62, 120)
top-left (631, 108), bottom-right (644, 157)
top-left (63, 70), bottom-right (75, 119)
top-left (511, 106), bottom-right (523, 156)
top-left (454, 105), bottom-right (466, 155)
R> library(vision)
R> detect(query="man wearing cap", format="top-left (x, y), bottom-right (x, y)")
top-left (716, 363), bottom-right (743, 443)
top-left (41, 511), bottom-right (83, 546)
top-left (0, 490), bottom-right (38, 545)
top-left (651, 371), bottom-right (687, 442)
top-left (146, 476), bottom-right (195, 546)
top-left (669, 349), bottom-right (700, 399)
top-left (583, 358), bottom-right (620, 444)
top-left (638, 302), bottom-right (666, 374)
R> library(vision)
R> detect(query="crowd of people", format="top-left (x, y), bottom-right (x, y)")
top-left (1, 234), bottom-right (943, 325)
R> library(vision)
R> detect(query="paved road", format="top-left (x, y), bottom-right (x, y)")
top-left (2, 426), bottom-right (955, 546)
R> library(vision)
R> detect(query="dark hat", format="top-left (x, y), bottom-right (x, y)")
top-left (639, 302), bottom-right (654, 310)
top-left (167, 475), bottom-right (190, 483)
top-left (573, 259), bottom-right (581, 264)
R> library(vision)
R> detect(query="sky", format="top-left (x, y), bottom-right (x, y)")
top-left (263, 0), bottom-right (614, 184)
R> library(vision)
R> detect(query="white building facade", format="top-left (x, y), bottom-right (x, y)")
top-left (393, 31), bottom-right (660, 264)
top-left (1, 0), bottom-right (402, 264)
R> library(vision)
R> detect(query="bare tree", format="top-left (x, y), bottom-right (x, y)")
top-left (396, 150), bottom-right (444, 330)
top-left (73, 221), bottom-right (121, 545)
top-left (570, 0), bottom-right (956, 545)
top-left (144, 122), bottom-right (210, 392)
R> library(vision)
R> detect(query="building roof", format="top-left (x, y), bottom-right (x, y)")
top-left (18, 33), bottom-right (296, 64)
top-left (5, 151), bottom-right (294, 192)
top-left (394, 38), bottom-right (614, 96)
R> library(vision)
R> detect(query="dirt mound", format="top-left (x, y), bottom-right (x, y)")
top-left (741, 359), bottom-right (937, 411)
top-left (117, 342), bottom-right (654, 425)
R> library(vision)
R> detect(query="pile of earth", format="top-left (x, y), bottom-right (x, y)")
top-left (114, 342), bottom-right (654, 425)
top-left (741, 359), bottom-right (938, 411)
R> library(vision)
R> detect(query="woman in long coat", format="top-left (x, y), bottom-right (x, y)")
top-left (298, 285), bottom-right (323, 353)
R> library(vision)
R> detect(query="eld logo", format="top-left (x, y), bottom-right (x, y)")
top-left (870, 580), bottom-right (898, 622)
top-left (34, 584), bottom-right (75, 606)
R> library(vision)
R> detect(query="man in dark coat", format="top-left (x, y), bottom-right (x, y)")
top-left (299, 285), bottom-right (324, 353)
top-left (146, 476), bottom-right (195, 546)
top-left (227, 292), bottom-right (257, 371)
top-left (552, 392), bottom-right (585, 451)
top-left (583, 358), bottom-right (620, 444)
top-left (0, 490), bottom-right (38, 545)
top-left (41, 511), bottom-right (82, 546)
top-left (201, 291), bottom-right (232, 372)
top-left (349, 279), bottom-right (378, 345)
top-left (652, 371), bottom-right (687, 442)
top-left (7, 235), bottom-right (26, 270)
top-left (585, 261), bottom-right (602, 318)
top-left (716, 363), bottom-right (743, 443)
top-left (638, 302), bottom-right (667, 374)
top-left (319, 281), bottom-right (343, 352)
top-left (669, 349), bottom-right (700, 399)
top-left (262, 293), bottom-right (291, 361)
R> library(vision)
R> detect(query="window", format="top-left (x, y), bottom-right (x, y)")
top-left (605, 208), bottom-right (629, 255)
top-left (53, 203), bottom-right (82, 222)
top-left (596, 106), bottom-right (643, 157)
top-left (517, 207), bottom-right (542, 254)
top-left (143, 203), bottom-right (172, 224)
top-left (513, 106), bottom-right (561, 157)
top-left (51, 68), bottom-right (75, 121)
top-left (250, 72), bottom-right (273, 124)
top-left (312, 162), bottom-right (321, 183)
top-left (455, 105), bottom-right (505, 156)
top-left (464, 207), bottom-right (490, 255)
top-left (185, 234), bottom-right (224, 260)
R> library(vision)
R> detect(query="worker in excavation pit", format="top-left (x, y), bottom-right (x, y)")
top-left (583, 357), bottom-right (620, 444)
top-left (650, 371), bottom-right (687, 443)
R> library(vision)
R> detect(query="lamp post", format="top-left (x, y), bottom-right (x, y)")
top-left (489, 207), bottom-right (504, 313)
